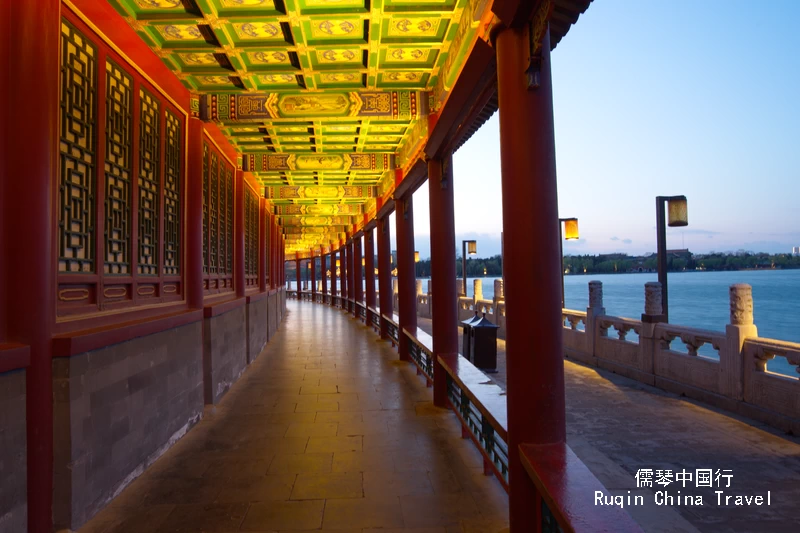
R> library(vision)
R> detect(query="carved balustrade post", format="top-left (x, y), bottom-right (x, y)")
top-left (473, 279), bottom-right (483, 305)
top-left (392, 278), bottom-right (399, 313)
top-left (586, 281), bottom-right (606, 361)
top-left (493, 279), bottom-right (505, 337)
top-left (415, 279), bottom-right (424, 318)
top-left (728, 284), bottom-right (757, 400)
top-left (639, 281), bottom-right (663, 377)
top-left (427, 279), bottom-right (433, 319)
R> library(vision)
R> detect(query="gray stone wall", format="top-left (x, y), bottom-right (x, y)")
top-left (246, 297), bottom-right (268, 363)
top-left (203, 305), bottom-right (247, 404)
top-left (52, 321), bottom-right (204, 530)
top-left (0, 369), bottom-right (27, 533)
top-left (268, 292), bottom-right (279, 338)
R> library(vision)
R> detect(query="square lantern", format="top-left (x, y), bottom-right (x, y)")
top-left (415, 251), bottom-right (420, 262)
top-left (563, 218), bottom-right (579, 240)
top-left (466, 240), bottom-right (477, 255)
top-left (667, 196), bottom-right (688, 227)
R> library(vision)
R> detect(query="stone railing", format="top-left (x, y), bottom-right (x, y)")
top-left (564, 281), bottom-right (799, 434)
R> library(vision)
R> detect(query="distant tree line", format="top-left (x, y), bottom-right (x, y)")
top-left (415, 254), bottom-right (503, 278)
top-left (287, 251), bottom-right (800, 281)
top-left (562, 252), bottom-right (800, 275)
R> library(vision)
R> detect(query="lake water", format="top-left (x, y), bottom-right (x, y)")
top-left (290, 270), bottom-right (800, 378)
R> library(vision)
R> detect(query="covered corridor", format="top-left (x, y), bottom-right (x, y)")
top-left (78, 300), bottom-right (509, 533)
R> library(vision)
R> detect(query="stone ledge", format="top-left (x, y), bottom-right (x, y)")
top-left (0, 343), bottom-right (30, 373)
top-left (246, 290), bottom-right (268, 303)
top-left (203, 296), bottom-right (246, 318)
top-left (52, 309), bottom-right (202, 357)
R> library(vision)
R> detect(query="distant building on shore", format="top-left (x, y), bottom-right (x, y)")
top-left (793, 246), bottom-right (800, 256)
top-left (666, 248), bottom-right (692, 260)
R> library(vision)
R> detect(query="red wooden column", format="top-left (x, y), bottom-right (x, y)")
top-left (348, 240), bottom-right (355, 312)
top-left (428, 156), bottom-right (459, 406)
top-left (377, 215), bottom-right (393, 338)
top-left (321, 252), bottom-right (328, 301)
top-left (352, 236), bottom-right (363, 316)
top-left (187, 119), bottom-right (205, 308)
top-left (395, 196), bottom-right (417, 361)
top-left (259, 199), bottom-right (267, 292)
top-left (331, 249), bottom-right (338, 304)
top-left (310, 250), bottom-right (317, 299)
top-left (6, 1), bottom-right (59, 530)
top-left (295, 258), bottom-right (301, 293)
top-left (234, 171), bottom-right (245, 300)
top-left (341, 241), bottom-right (349, 304)
top-left (268, 214), bottom-right (274, 289)
top-left (497, 24), bottom-right (566, 532)
top-left (364, 228), bottom-right (376, 324)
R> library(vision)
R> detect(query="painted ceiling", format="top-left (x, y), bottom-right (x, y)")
top-left (111, 0), bottom-right (493, 254)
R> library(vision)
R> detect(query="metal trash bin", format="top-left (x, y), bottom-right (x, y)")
top-left (461, 312), bottom-right (480, 361)
top-left (469, 313), bottom-right (499, 371)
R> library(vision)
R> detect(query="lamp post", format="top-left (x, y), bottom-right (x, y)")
top-left (461, 240), bottom-right (477, 296)
top-left (656, 195), bottom-right (688, 322)
top-left (558, 218), bottom-right (579, 309)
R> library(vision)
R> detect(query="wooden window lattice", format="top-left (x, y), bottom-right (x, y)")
top-left (244, 188), bottom-right (259, 279)
top-left (137, 88), bottom-right (159, 275)
top-left (202, 143), bottom-right (209, 274)
top-left (209, 152), bottom-right (219, 274)
top-left (57, 14), bottom-right (187, 319)
top-left (59, 21), bottom-right (97, 274)
top-left (225, 165), bottom-right (234, 276)
top-left (163, 110), bottom-right (181, 276)
top-left (104, 60), bottom-right (133, 275)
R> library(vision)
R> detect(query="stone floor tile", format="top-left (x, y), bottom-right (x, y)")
top-left (337, 421), bottom-right (391, 437)
top-left (202, 456), bottom-right (274, 479)
top-left (399, 494), bottom-right (482, 528)
top-left (315, 411), bottom-right (363, 424)
top-left (213, 474), bottom-right (297, 503)
top-left (76, 504), bottom-right (175, 533)
top-left (300, 384), bottom-right (339, 395)
top-left (363, 469), bottom-right (435, 500)
top-left (322, 497), bottom-right (405, 530)
top-left (290, 472), bottom-right (363, 500)
top-left (141, 476), bottom-right (223, 505)
top-left (363, 528), bottom-right (447, 533)
top-left (268, 452), bottom-right (333, 474)
top-left (295, 400), bottom-right (340, 413)
top-left (305, 435), bottom-right (363, 454)
top-left (285, 422), bottom-right (339, 438)
top-left (240, 500), bottom-right (324, 531)
top-left (157, 503), bottom-right (249, 532)
top-left (332, 450), bottom-right (395, 473)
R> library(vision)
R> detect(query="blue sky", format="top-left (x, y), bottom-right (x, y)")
top-left (402, 0), bottom-right (800, 259)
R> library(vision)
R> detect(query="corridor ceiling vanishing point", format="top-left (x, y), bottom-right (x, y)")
top-left (111, 0), bottom-right (494, 255)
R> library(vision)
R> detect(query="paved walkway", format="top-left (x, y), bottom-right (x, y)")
top-left (416, 317), bottom-right (800, 533)
top-left (79, 300), bottom-right (509, 533)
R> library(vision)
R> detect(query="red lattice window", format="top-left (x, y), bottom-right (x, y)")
top-left (56, 14), bottom-right (185, 322)
top-left (244, 185), bottom-right (260, 290)
top-left (202, 139), bottom-right (235, 296)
